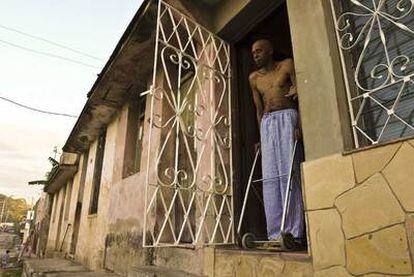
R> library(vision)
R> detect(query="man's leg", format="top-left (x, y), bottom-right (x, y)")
top-left (261, 115), bottom-right (282, 240)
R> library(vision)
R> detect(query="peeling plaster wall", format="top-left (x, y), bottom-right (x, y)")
top-left (105, 170), bottom-right (149, 275)
top-left (302, 139), bottom-right (414, 276)
top-left (33, 192), bottom-right (51, 257)
top-left (57, 154), bottom-right (85, 255)
top-left (56, 179), bottom-right (72, 253)
top-left (75, 118), bottom-right (118, 270)
top-left (46, 185), bottom-right (65, 254)
top-left (104, 95), bottom-right (206, 276)
top-left (102, 92), bottom-right (150, 274)
top-left (103, 86), bottom-right (207, 276)
top-left (45, 154), bottom-right (86, 257)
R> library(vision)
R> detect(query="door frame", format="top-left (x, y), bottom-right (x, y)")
top-left (225, 0), bottom-right (290, 244)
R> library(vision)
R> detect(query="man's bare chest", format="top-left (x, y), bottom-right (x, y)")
top-left (255, 70), bottom-right (290, 95)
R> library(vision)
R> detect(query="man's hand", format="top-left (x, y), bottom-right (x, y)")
top-left (285, 86), bottom-right (298, 100)
top-left (254, 142), bottom-right (261, 153)
top-left (294, 127), bottom-right (302, 140)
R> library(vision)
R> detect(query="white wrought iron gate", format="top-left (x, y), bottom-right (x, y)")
top-left (143, 0), bottom-right (233, 247)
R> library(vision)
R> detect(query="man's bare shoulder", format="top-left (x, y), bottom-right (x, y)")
top-left (281, 58), bottom-right (294, 69)
top-left (249, 71), bottom-right (260, 85)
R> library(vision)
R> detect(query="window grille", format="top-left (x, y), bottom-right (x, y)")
top-left (143, 0), bottom-right (233, 247)
top-left (330, 0), bottom-right (414, 147)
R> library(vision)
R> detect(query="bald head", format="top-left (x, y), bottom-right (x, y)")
top-left (253, 39), bottom-right (273, 51)
top-left (252, 39), bottom-right (274, 68)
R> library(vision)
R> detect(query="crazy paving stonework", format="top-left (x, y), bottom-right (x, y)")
top-left (212, 249), bottom-right (313, 277)
top-left (302, 140), bottom-right (414, 276)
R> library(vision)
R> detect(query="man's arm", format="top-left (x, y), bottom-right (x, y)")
top-left (283, 59), bottom-right (302, 139)
top-left (284, 59), bottom-right (298, 100)
top-left (249, 73), bottom-right (263, 130)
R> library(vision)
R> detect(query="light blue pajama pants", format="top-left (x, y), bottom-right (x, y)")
top-left (261, 109), bottom-right (304, 240)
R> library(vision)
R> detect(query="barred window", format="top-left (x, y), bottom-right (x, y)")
top-left (331, 0), bottom-right (414, 147)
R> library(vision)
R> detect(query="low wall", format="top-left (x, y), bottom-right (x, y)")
top-left (211, 248), bottom-right (312, 277)
top-left (302, 139), bottom-right (414, 276)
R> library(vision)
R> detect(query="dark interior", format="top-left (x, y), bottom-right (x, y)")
top-left (232, 3), bottom-right (295, 242)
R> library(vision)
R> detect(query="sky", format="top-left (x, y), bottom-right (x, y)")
top-left (0, 0), bottom-right (143, 203)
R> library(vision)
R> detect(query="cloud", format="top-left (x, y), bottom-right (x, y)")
top-left (0, 120), bottom-right (69, 201)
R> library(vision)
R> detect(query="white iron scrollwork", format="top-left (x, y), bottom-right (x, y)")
top-left (331, 0), bottom-right (414, 146)
top-left (143, 0), bottom-right (233, 247)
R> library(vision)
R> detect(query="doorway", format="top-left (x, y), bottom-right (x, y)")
top-left (232, 3), bottom-right (304, 245)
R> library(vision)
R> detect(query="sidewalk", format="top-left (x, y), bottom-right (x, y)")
top-left (23, 257), bottom-right (203, 277)
top-left (22, 258), bottom-right (119, 277)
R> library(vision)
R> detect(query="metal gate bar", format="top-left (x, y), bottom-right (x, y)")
top-left (143, 0), bottom-right (233, 247)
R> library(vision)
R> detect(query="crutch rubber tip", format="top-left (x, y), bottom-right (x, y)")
top-left (280, 232), bottom-right (296, 251)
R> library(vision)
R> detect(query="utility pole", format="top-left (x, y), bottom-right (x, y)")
top-left (53, 146), bottom-right (61, 160)
top-left (0, 197), bottom-right (6, 223)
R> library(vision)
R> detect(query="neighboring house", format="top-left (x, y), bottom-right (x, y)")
top-left (29, 192), bottom-right (53, 257)
top-left (41, 0), bottom-right (414, 276)
top-left (21, 210), bottom-right (34, 244)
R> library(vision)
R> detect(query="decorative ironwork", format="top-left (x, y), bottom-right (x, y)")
top-left (143, 0), bottom-right (233, 247)
top-left (331, 0), bottom-right (414, 146)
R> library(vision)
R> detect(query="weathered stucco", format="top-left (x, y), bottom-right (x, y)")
top-left (47, 182), bottom-right (70, 254)
top-left (73, 118), bottom-right (119, 270)
top-left (287, 0), bottom-right (353, 160)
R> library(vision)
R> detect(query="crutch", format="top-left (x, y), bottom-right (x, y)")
top-left (280, 139), bottom-right (298, 234)
top-left (278, 139), bottom-right (305, 250)
top-left (240, 140), bottom-right (303, 250)
top-left (236, 142), bottom-right (293, 236)
top-left (236, 148), bottom-right (260, 236)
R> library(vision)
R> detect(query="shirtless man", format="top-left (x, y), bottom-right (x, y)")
top-left (249, 39), bottom-right (304, 240)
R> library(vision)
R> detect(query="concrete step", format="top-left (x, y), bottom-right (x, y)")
top-left (128, 266), bottom-right (202, 277)
top-left (22, 258), bottom-right (120, 277)
top-left (45, 271), bottom-right (119, 277)
top-left (0, 233), bottom-right (20, 257)
top-left (23, 258), bottom-right (89, 277)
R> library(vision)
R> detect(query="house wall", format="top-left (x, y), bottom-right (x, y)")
top-left (46, 185), bottom-right (65, 253)
top-left (302, 139), bottom-right (414, 276)
top-left (103, 103), bottom-right (149, 274)
top-left (104, 89), bottom-right (206, 275)
top-left (32, 192), bottom-right (51, 257)
top-left (287, 1), bottom-right (414, 276)
top-left (75, 117), bottom-right (118, 270)
top-left (287, 0), bottom-right (353, 161)
top-left (59, 155), bottom-right (84, 255)
top-left (45, 181), bottom-right (72, 255)
top-left (57, 180), bottom-right (72, 252)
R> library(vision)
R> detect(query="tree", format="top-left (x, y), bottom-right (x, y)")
top-left (0, 194), bottom-right (29, 223)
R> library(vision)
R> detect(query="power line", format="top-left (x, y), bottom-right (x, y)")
top-left (0, 24), bottom-right (103, 61)
top-left (0, 95), bottom-right (78, 118)
top-left (0, 38), bottom-right (100, 69)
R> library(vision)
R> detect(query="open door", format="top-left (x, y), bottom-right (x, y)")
top-left (143, 0), bottom-right (233, 247)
